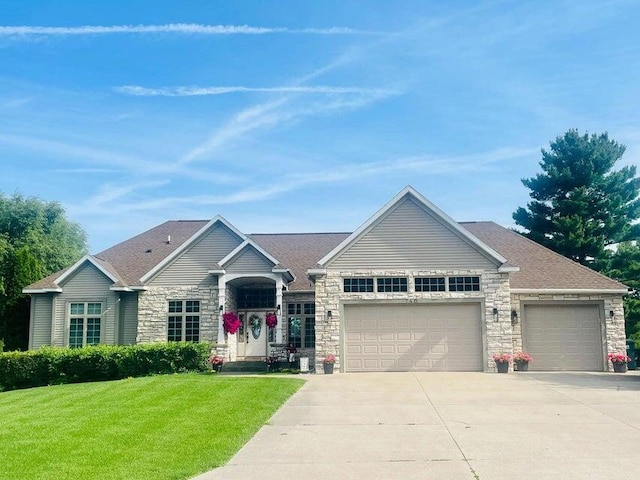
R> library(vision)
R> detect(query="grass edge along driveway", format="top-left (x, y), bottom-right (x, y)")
top-left (0, 373), bottom-right (304, 480)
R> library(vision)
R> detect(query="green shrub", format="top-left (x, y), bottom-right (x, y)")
top-left (0, 343), bottom-right (211, 391)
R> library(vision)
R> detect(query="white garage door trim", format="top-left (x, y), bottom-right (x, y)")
top-left (521, 302), bottom-right (605, 372)
top-left (342, 301), bottom-right (484, 372)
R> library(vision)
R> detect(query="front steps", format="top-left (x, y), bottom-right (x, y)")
top-left (219, 361), bottom-right (269, 374)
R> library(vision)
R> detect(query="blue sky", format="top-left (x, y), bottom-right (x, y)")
top-left (2, 1), bottom-right (640, 252)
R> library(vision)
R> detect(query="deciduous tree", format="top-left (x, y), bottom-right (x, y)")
top-left (0, 194), bottom-right (87, 350)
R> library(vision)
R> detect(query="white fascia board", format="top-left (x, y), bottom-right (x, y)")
top-left (140, 215), bottom-right (247, 283)
top-left (307, 268), bottom-right (327, 275)
top-left (498, 265), bottom-right (520, 273)
top-left (55, 255), bottom-right (119, 285)
top-left (22, 287), bottom-right (63, 294)
top-left (511, 288), bottom-right (629, 295)
top-left (130, 286), bottom-right (149, 291)
top-left (219, 239), bottom-right (280, 267)
top-left (110, 286), bottom-right (133, 292)
top-left (317, 186), bottom-right (508, 267)
top-left (208, 269), bottom-right (226, 274)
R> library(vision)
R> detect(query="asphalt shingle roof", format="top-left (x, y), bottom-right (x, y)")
top-left (461, 221), bottom-right (627, 291)
top-left (25, 219), bottom-right (627, 292)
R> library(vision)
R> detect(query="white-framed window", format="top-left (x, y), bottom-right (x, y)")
top-left (448, 276), bottom-right (480, 292)
top-left (167, 300), bottom-right (200, 342)
top-left (344, 278), bottom-right (374, 292)
top-left (287, 303), bottom-right (315, 348)
top-left (415, 277), bottom-right (446, 292)
top-left (68, 302), bottom-right (102, 348)
top-left (377, 277), bottom-right (408, 292)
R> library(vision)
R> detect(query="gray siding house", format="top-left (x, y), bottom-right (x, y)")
top-left (25, 187), bottom-right (628, 372)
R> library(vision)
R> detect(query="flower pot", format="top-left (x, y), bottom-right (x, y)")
top-left (496, 361), bottom-right (509, 373)
top-left (612, 362), bottom-right (627, 373)
top-left (323, 363), bottom-right (334, 374)
top-left (515, 361), bottom-right (529, 372)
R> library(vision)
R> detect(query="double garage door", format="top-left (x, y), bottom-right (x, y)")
top-left (523, 304), bottom-right (604, 371)
top-left (343, 302), bottom-right (605, 372)
top-left (344, 303), bottom-right (483, 372)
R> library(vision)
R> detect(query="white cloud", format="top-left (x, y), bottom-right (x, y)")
top-left (115, 85), bottom-right (396, 97)
top-left (178, 90), bottom-right (397, 165)
top-left (0, 23), bottom-right (377, 37)
top-left (77, 145), bottom-right (537, 215)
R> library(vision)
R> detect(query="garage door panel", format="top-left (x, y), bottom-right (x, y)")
top-left (524, 304), bottom-right (603, 371)
top-left (344, 303), bottom-right (482, 372)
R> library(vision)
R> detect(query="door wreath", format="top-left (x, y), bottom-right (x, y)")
top-left (249, 314), bottom-right (262, 340)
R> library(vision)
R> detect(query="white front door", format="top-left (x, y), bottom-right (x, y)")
top-left (244, 311), bottom-right (267, 357)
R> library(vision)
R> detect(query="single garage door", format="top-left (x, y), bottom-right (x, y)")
top-left (523, 304), bottom-right (603, 371)
top-left (344, 303), bottom-right (482, 372)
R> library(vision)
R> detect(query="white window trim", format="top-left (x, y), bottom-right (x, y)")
top-left (343, 275), bottom-right (483, 293)
top-left (66, 300), bottom-right (104, 348)
top-left (167, 300), bottom-right (201, 342)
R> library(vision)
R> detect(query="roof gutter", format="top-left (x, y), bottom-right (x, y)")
top-left (22, 287), bottom-right (63, 294)
top-left (511, 288), bottom-right (629, 295)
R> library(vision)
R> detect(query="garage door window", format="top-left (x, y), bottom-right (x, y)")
top-left (448, 276), bottom-right (480, 292)
top-left (415, 277), bottom-right (446, 292)
top-left (344, 278), bottom-right (374, 292)
top-left (377, 277), bottom-right (408, 292)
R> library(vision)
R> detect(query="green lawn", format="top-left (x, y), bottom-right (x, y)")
top-left (0, 373), bottom-right (304, 480)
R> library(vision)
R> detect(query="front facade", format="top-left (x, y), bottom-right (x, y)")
top-left (25, 187), bottom-right (628, 372)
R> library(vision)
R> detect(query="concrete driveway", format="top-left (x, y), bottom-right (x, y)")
top-left (195, 372), bottom-right (640, 480)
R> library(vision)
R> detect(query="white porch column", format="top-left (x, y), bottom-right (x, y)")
top-left (276, 276), bottom-right (283, 344)
top-left (217, 274), bottom-right (226, 345)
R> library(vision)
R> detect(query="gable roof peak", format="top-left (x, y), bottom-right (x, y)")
top-left (139, 215), bottom-right (246, 283)
top-left (317, 186), bottom-right (509, 267)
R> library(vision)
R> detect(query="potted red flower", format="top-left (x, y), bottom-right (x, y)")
top-left (208, 354), bottom-right (225, 373)
top-left (608, 352), bottom-right (631, 373)
top-left (323, 354), bottom-right (336, 374)
top-left (513, 352), bottom-right (532, 372)
top-left (492, 352), bottom-right (511, 373)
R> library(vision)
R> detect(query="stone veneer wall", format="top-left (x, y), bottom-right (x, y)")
top-left (510, 292), bottom-right (626, 371)
top-left (314, 269), bottom-right (512, 373)
top-left (137, 285), bottom-right (218, 344)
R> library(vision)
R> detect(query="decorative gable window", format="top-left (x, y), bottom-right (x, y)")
top-left (377, 277), bottom-right (408, 292)
top-left (167, 300), bottom-right (200, 342)
top-left (448, 276), bottom-right (480, 292)
top-left (287, 303), bottom-right (315, 348)
top-left (344, 278), bottom-right (374, 293)
top-left (415, 277), bottom-right (446, 292)
top-left (68, 302), bottom-right (102, 348)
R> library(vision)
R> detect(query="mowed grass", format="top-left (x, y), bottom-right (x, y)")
top-left (0, 373), bottom-right (304, 480)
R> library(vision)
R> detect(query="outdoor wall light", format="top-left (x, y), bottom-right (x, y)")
top-left (492, 307), bottom-right (499, 322)
top-left (219, 305), bottom-right (224, 312)
top-left (326, 310), bottom-right (333, 320)
top-left (511, 310), bottom-right (518, 326)
top-left (277, 304), bottom-right (281, 313)
top-left (610, 310), bottom-right (615, 318)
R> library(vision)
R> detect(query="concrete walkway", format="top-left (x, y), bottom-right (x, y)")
top-left (194, 372), bottom-right (640, 480)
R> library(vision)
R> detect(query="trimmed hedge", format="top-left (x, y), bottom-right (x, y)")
top-left (0, 342), bottom-right (211, 392)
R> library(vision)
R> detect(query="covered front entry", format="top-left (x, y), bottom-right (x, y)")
top-left (343, 303), bottom-right (483, 372)
top-left (522, 303), bottom-right (604, 371)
